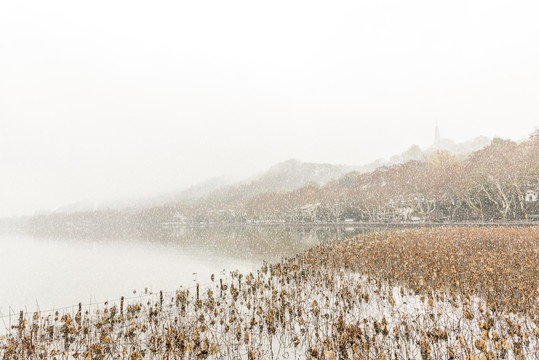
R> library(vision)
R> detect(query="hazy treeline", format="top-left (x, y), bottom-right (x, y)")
top-left (194, 131), bottom-right (539, 223)
top-left (28, 131), bottom-right (539, 231)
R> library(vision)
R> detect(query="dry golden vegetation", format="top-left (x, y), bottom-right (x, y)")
top-left (317, 227), bottom-right (538, 317)
top-left (1, 227), bottom-right (538, 359)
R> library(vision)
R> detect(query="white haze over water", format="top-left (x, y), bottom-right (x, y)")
top-left (1, 0), bottom-right (538, 216)
top-left (0, 233), bottom-right (259, 314)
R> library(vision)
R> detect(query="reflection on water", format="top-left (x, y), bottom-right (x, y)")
top-left (0, 225), bottom-right (379, 314)
top-left (156, 225), bottom-right (376, 262)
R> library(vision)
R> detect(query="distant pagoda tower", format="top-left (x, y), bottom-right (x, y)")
top-left (434, 122), bottom-right (440, 144)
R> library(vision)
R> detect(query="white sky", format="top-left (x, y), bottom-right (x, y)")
top-left (1, 0), bottom-right (538, 216)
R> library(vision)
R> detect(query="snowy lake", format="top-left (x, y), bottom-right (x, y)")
top-left (0, 225), bottom-right (372, 316)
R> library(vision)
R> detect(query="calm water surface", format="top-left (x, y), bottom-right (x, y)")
top-left (0, 226), bottom-right (371, 315)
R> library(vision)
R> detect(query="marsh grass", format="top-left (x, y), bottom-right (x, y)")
top-left (1, 227), bottom-right (537, 359)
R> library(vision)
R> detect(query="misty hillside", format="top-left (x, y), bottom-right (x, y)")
top-left (253, 159), bottom-right (355, 192)
top-left (169, 176), bottom-right (231, 203)
top-left (200, 159), bottom-right (357, 205)
top-left (118, 159), bottom-right (350, 207)
top-left (49, 134), bottom-right (493, 214)
top-left (30, 130), bottom-right (538, 230)
top-left (426, 135), bottom-right (491, 155)
top-left (359, 136), bottom-right (491, 173)
top-left (52, 177), bottom-right (231, 214)
top-left (200, 135), bottom-right (492, 206)
top-left (134, 176), bottom-right (231, 206)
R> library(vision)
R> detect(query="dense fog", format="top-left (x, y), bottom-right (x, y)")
top-left (1, 0), bottom-right (538, 217)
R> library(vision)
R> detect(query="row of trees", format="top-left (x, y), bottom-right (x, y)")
top-left (28, 131), bottom-right (539, 232)
top-left (195, 131), bottom-right (539, 223)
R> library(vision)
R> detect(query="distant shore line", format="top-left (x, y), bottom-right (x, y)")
top-left (160, 220), bottom-right (539, 228)
top-left (2, 219), bottom-right (539, 233)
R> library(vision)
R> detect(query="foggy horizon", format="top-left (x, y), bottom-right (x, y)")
top-left (2, 0), bottom-right (539, 217)
top-left (1, 125), bottom-right (535, 218)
